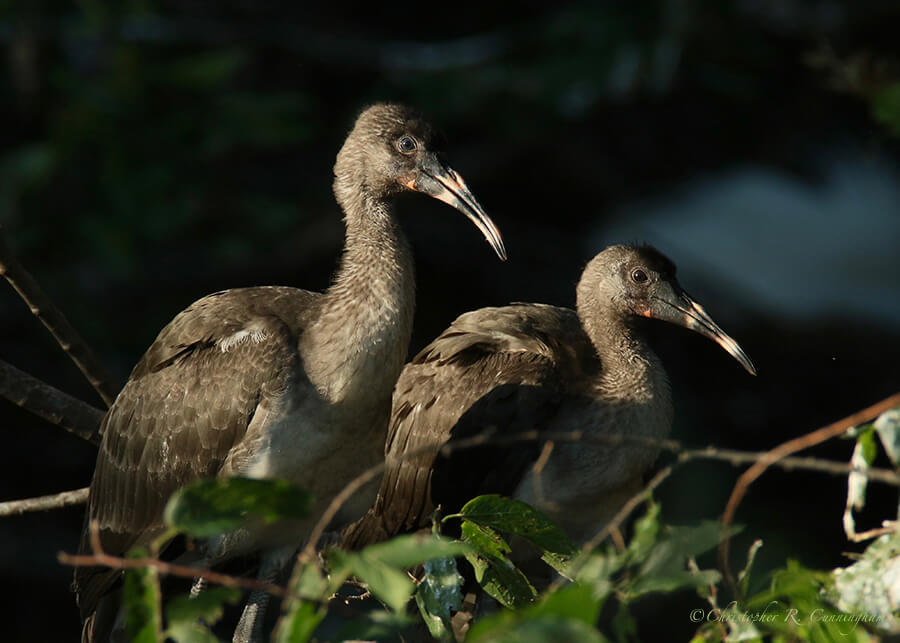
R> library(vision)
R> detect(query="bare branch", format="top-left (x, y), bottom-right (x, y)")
top-left (6, 420), bottom-right (900, 522)
top-left (0, 487), bottom-right (89, 517)
top-left (581, 464), bottom-right (676, 556)
top-left (718, 391), bottom-right (900, 597)
top-left (847, 521), bottom-right (896, 543)
top-left (305, 423), bottom-right (900, 566)
top-left (547, 464), bottom-right (677, 591)
top-left (531, 440), bottom-right (555, 509)
top-left (0, 357), bottom-right (103, 444)
top-left (59, 520), bottom-right (287, 599)
top-left (0, 225), bottom-right (119, 406)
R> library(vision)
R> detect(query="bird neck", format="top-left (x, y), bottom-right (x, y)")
top-left (302, 193), bottom-right (416, 405)
top-left (583, 313), bottom-right (671, 411)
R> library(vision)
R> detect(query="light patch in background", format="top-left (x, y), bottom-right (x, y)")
top-left (595, 153), bottom-right (900, 328)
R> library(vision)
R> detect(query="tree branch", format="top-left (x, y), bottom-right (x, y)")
top-left (302, 424), bottom-right (900, 564)
top-left (0, 357), bottom-right (103, 444)
top-left (59, 520), bottom-right (287, 599)
top-left (6, 423), bottom-right (900, 522)
top-left (548, 464), bottom-right (677, 591)
top-left (0, 487), bottom-right (89, 517)
top-left (717, 391), bottom-right (900, 597)
top-left (0, 225), bottom-right (118, 406)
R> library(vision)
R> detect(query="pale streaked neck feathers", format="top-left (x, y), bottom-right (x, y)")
top-left (301, 167), bottom-right (415, 405)
top-left (576, 269), bottom-right (668, 405)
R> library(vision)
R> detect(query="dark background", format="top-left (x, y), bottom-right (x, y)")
top-left (1, 1), bottom-right (899, 640)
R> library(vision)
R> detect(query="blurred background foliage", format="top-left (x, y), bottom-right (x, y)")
top-left (1, 0), bottom-right (899, 640)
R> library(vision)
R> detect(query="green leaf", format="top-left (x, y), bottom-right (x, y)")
top-left (415, 554), bottom-right (464, 639)
top-left (163, 477), bottom-right (311, 538)
top-left (453, 495), bottom-right (578, 573)
top-left (631, 568), bottom-right (722, 595)
top-left (743, 560), bottom-right (876, 641)
top-left (623, 500), bottom-right (661, 566)
top-left (574, 547), bottom-right (623, 600)
top-left (327, 549), bottom-right (416, 613)
top-left (529, 583), bottom-right (602, 627)
top-left (461, 521), bottom-right (536, 608)
top-left (468, 614), bottom-right (609, 643)
top-left (467, 582), bottom-right (606, 642)
top-left (627, 520), bottom-right (735, 597)
top-left (460, 517), bottom-right (512, 559)
top-left (165, 586), bottom-right (242, 628)
top-left (857, 427), bottom-right (878, 466)
top-left (361, 533), bottom-right (473, 569)
top-left (291, 560), bottom-right (329, 601)
top-left (165, 621), bottom-right (220, 643)
top-left (336, 611), bottom-right (416, 642)
top-left (640, 521), bottom-right (735, 577)
top-left (747, 559), bottom-right (833, 606)
top-left (611, 600), bottom-right (638, 643)
top-left (122, 549), bottom-right (162, 643)
top-left (845, 435), bottom-right (873, 536)
top-left (274, 600), bottom-right (325, 643)
top-left (874, 406), bottom-right (900, 466)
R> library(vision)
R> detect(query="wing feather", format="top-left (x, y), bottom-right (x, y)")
top-left (74, 286), bottom-right (319, 620)
top-left (342, 304), bottom-right (595, 548)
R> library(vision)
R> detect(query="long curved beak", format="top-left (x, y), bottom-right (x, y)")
top-left (649, 287), bottom-right (757, 375)
top-left (410, 154), bottom-right (507, 261)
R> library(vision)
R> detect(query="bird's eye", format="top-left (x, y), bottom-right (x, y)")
top-left (396, 135), bottom-right (418, 155)
top-left (631, 269), bottom-right (649, 284)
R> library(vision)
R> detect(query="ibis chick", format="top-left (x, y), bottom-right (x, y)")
top-left (74, 103), bottom-right (507, 643)
top-left (343, 244), bottom-right (755, 551)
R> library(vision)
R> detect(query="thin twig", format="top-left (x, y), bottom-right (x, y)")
top-left (0, 357), bottom-right (104, 444)
top-left (547, 465), bottom-right (677, 592)
top-left (8, 426), bottom-right (900, 519)
top-left (59, 521), bottom-right (287, 598)
top-left (718, 392), bottom-right (900, 597)
top-left (0, 225), bottom-right (118, 406)
top-left (0, 487), bottom-right (89, 517)
top-left (847, 521), bottom-right (897, 543)
top-left (531, 440), bottom-right (555, 509)
top-left (299, 464), bottom-right (387, 563)
top-left (581, 464), bottom-right (675, 556)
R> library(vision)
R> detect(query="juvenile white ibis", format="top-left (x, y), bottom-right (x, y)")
top-left (73, 103), bottom-right (507, 642)
top-left (342, 244), bottom-right (755, 551)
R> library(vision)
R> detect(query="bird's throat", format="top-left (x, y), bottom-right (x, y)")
top-left (302, 200), bottom-right (416, 405)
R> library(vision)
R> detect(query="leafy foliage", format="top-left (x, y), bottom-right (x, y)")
top-left (108, 408), bottom-right (900, 641)
top-left (327, 534), bottom-right (473, 613)
top-left (164, 587), bottom-right (243, 643)
top-left (123, 548), bottom-right (162, 643)
top-left (273, 599), bottom-right (325, 643)
top-left (416, 553), bottom-right (464, 639)
top-left (163, 477), bottom-right (311, 538)
top-left (460, 519), bottom-right (538, 608)
top-left (451, 494), bottom-right (578, 574)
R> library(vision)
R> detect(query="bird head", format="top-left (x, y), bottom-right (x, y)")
top-left (334, 103), bottom-right (507, 260)
top-left (579, 244), bottom-right (757, 375)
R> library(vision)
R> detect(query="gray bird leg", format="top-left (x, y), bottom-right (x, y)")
top-left (232, 545), bottom-right (297, 643)
top-left (190, 576), bottom-right (208, 598)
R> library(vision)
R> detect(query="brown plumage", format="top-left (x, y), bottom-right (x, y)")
top-left (343, 244), bottom-right (755, 550)
top-left (74, 103), bottom-right (506, 642)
